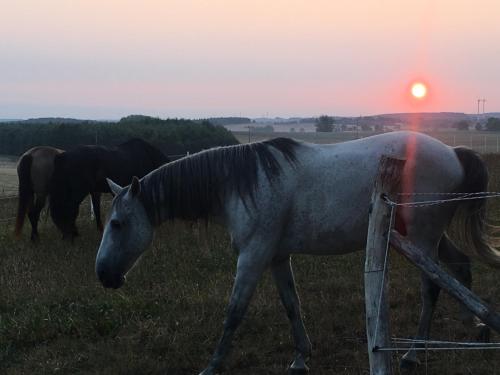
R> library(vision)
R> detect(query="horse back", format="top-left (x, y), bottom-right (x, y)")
top-left (19, 146), bottom-right (63, 194)
top-left (52, 139), bottom-right (167, 193)
top-left (228, 131), bottom-right (465, 257)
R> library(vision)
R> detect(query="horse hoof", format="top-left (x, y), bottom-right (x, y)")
top-left (288, 368), bottom-right (309, 375)
top-left (288, 358), bottom-right (310, 375)
top-left (198, 367), bottom-right (215, 375)
top-left (400, 358), bottom-right (418, 373)
top-left (476, 324), bottom-right (491, 343)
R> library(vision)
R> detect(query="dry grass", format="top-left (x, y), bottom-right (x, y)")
top-left (0, 156), bottom-right (17, 197)
top-left (1, 157), bottom-right (500, 374)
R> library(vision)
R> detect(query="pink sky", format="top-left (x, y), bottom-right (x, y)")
top-left (1, 0), bottom-right (499, 119)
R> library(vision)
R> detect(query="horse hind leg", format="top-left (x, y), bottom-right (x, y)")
top-left (439, 235), bottom-right (490, 341)
top-left (28, 195), bottom-right (46, 242)
top-left (439, 235), bottom-right (472, 323)
top-left (398, 235), bottom-right (442, 372)
top-left (271, 257), bottom-right (312, 375)
top-left (400, 272), bottom-right (441, 372)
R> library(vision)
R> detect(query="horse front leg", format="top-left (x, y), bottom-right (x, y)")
top-left (199, 251), bottom-right (269, 375)
top-left (271, 257), bottom-right (312, 374)
top-left (90, 192), bottom-right (103, 231)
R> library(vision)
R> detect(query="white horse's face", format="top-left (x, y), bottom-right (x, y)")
top-left (95, 177), bottom-right (153, 289)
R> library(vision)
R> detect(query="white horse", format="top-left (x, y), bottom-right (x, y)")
top-left (95, 131), bottom-right (500, 374)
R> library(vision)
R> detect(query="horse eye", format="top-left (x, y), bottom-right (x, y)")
top-left (110, 219), bottom-right (121, 230)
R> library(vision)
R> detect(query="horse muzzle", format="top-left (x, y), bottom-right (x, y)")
top-left (96, 263), bottom-right (125, 289)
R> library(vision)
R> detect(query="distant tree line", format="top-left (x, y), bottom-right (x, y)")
top-left (486, 117), bottom-right (500, 131)
top-left (208, 117), bottom-right (251, 126)
top-left (453, 120), bottom-right (470, 130)
top-left (0, 115), bottom-right (238, 156)
top-left (315, 115), bottom-right (335, 132)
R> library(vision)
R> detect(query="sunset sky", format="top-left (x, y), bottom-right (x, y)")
top-left (1, 0), bottom-right (499, 119)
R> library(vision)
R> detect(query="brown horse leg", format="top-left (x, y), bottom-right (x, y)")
top-left (28, 195), bottom-right (46, 242)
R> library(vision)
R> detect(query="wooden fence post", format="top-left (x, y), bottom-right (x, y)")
top-left (365, 155), bottom-right (405, 375)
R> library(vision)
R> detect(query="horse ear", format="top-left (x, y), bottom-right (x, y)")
top-left (130, 176), bottom-right (140, 197)
top-left (107, 178), bottom-right (123, 196)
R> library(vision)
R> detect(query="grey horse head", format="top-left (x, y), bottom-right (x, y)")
top-left (95, 176), bottom-right (154, 289)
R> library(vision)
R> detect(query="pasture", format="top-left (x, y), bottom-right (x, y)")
top-left (1, 153), bottom-right (500, 374)
top-left (0, 155), bottom-right (17, 197)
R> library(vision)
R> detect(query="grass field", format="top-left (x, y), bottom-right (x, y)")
top-left (0, 155), bottom-right (17, 197)
top-left (1, 154), bottom-right (500, 374)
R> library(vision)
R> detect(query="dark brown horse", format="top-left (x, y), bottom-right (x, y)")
top-left (15, 146), bottom-right (64, 241)
top-left (49, 138), bottom-right (168, 239)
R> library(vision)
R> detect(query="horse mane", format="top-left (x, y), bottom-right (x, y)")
top-left (139, 138), bottom-right (300, 224)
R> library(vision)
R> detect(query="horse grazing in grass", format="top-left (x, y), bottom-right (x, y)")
top-left (50, 138), bottom-right (168, 239)
top-left (15, 146), bottom-right (64, 242)
top-left (95, 132), bottom-right (500, 374)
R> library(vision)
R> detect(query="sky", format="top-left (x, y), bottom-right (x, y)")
top-left (1, 0), bottom-right (500, 119)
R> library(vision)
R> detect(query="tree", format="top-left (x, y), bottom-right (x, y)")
top-left (485, 117), bottom-right (500, 131)
top-left (454, 120), bottom-right (470, 131)
top-left (315, 115), bottom-right (334, 132)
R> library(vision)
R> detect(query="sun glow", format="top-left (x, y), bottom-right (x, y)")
top-left (411, 82), bottom-right (427, 99)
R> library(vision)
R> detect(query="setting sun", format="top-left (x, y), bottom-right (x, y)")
top-left (411, 82), bottom-right (427, 99)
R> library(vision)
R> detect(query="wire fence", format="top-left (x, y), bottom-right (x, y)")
top-left (366, 191), bottom-right (500, 375)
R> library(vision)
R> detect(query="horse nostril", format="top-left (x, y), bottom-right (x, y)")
top-left (96, 264), bottom-right (105, 281)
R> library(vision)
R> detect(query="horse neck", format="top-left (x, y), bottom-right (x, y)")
top-left (138, 139), bottom-right (299, 226)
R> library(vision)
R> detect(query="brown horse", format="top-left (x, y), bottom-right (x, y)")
top-left (15, 146), bottom-right (64, 241)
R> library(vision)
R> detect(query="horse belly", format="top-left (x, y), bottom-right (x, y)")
top-left (278, 197), bottom-right (371, 256)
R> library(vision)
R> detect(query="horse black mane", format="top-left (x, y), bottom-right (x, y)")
top-left (139, 138), bottom-right (300, 224)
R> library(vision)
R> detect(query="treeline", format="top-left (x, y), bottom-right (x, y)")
top-left (485, 117), bottom-right (500, 131)
top-left (0, 115), bottom-right (238, 157)
top-left (208, 117), bottom-right (251, 126)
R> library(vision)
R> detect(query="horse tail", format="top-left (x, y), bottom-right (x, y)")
top-left (15, 154), bottom-right (34, 237)
top-left (452, 147), bottom-right (500, 267)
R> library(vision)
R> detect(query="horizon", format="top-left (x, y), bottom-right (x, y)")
top-left (3, 110), bottom-right (500, 123)
top-left (2, 1), bottom-right (500, 119)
